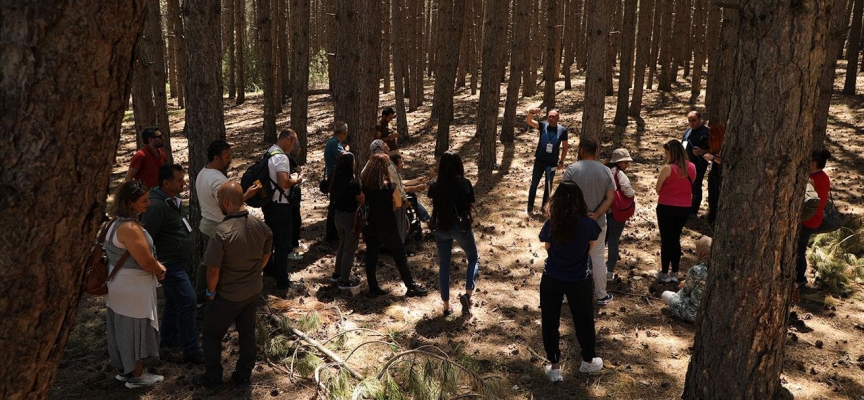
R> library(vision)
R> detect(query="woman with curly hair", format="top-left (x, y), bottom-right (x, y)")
top-left (360, 153), bottom-right (427, 297)
top-left (428, 151), bottom-right (478, 317)
top-left (539, 181), bottom-right (603, 381)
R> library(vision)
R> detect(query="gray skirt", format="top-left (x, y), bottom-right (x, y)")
top-left (106, 307), bottom-right (160, 374)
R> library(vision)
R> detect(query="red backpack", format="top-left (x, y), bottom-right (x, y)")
top-left (610, 168), bottom-right (635, 223)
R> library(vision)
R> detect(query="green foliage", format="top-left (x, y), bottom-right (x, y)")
top-left (297, 311), bottom-right (322, 333)
top-left (381, 372), bottom-right (406, 400)
top-left (809, 223), bottom-right (864, 297)
top-left (266, 334), bottom-right (292, 360)
top-left (811, 215), bottom-right (864, 255)
top-left (326, 368), bottom-right (354, 399)
top-left (308, 50), bottom-right (330, 87)
top-left (296, 352), bottom-right (323, 378)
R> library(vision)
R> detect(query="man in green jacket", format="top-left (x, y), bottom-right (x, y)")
top-left (141, 164), bottom-right (203, 364)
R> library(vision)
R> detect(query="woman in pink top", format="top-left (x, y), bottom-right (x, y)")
top-left (796, 149), bottom-right (832, 287)
top-left (654, 140), bottom-right (696, 283)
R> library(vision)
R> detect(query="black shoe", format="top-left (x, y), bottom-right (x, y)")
top-left (183, 352), bottom-right (205, 365)
top-left (369, 287), bottom-right (390, 297)
top-left (459, 293), bottom-right (472, 316)
top-left (330, 273), bottom-right (341, 283)
top-left (193, 373), bottom-right (222, 390)
top-left (338, 278), bottom-right (361, 290)
top-left (230, 371), bottom-right (251, 390)
top-left (405, 283), bottom-right (428, 297)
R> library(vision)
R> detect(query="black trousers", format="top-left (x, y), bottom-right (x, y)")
top-left (263, 203), bottom-right (293, 289)
top-left (202, 294), bottom-right (259, 381)
top-left (540, 275), bottom-right (596, 364)
top-left (527, 159), bottom-right (557, 213)
top-left (325, 200), bottom-right (338, 242)
top-left (690, 157), bottom-right (709, 214)
top-left (656, 204), bottom-right (691, 274)
top-left (292, 204), bottom-right (301, 249)
top-left (707, 164), bottom-right (722, 224)
top-left (363, 227), bottom-right (414, 291)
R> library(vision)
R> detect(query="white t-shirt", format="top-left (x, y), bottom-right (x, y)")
top-left (267, 145), bottom-right (291, 203)
top-left (196, 167), bottom-right (228, 222)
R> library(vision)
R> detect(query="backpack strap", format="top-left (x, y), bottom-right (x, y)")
top-left (612, 167), bottom-right (621, 191)
top-left (263, 148), bottom-right (291, 203)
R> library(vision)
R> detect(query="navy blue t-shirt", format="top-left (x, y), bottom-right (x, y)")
top-left (533, 121), bottom-right (568, 165)
top-left (539, 217), bottom-right (601, 282)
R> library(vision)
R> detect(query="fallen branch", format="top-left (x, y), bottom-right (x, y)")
top-left (268, 314), bottom-right (364, 380)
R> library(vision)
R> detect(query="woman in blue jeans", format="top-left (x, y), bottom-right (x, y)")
top-left (429, 151), bottom-right (479, 317)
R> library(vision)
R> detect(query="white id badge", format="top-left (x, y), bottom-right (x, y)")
top-left (182, 217), bottom-right (193, 232)
top-left (546, 143), bottom-right (554, 153)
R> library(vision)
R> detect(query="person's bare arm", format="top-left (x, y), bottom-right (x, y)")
top-left (656, 165), bottom-right (671, 194)
top-left (243, 183), bottom-right (261, 201)
top-left (206, 266), bottom-right (220, 300)
top-left (276, 171), bottom-right (303, 189)
top-left (558, 140), bottom-right (569, 170)
top-left (591, 190), bottom-right (615, 219)
top-left (117, 222), bottom-right (166, 278)
top-left (525, 109), bottom-right (540, 129)
top-left (124, 168), bottom-right (138, 182)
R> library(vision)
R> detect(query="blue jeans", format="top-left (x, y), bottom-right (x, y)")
top-left (796, 225), bottom-right (815, 284)
top-left (263, 203), bottom-right (293, 289)
top-left (435, 227), bottom-right (480, 302)
top-left (606, 216), bottom-right (626, 273)
top-left (334, 210), bottom-right (360, 282)
top-left (160, 261), bottom-right (202, 356)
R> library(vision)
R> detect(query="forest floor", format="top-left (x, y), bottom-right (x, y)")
top-left (52, 64), bottom-right (864, 400)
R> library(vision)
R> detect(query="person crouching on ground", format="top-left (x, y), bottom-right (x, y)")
top-left (194, 182), bottom-right (273, 390)
top-left (661, 236), bottom-right (712, 322)
top-left (539, 181), bottom-right (604, 382)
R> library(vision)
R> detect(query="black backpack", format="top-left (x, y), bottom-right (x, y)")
top-left (241, 148), bottom-right (288, 208)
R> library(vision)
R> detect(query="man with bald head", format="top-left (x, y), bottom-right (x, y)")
top-left (194, 181), bottom-right (273, 390)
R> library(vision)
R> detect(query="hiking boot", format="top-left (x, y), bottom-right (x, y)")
top-left (193, 373), bottom-right (223, 390)
top-left (338, 278), bottom-right (361, 290)
top-left (654, 272), bottom-right (672, 283)
top-left (545, 365), bottom-right (563, 382)
top-left (125, 372), bottom-right (164, 389)
top-left (579, 357), bottom-right (603, 373)
top-left (405, 283), bottom-right (429, 297)
top-left (596, 294), bottom-right (614, 306)
top-left (231, 371), bottom-right (251, 390)
top-left (459, 293), bottom-right (472, 316)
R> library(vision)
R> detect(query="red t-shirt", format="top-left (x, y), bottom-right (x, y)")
top-left (129, 146), bottom-right (166, 188)
top-left (803, 170), bottom-right (830, 229)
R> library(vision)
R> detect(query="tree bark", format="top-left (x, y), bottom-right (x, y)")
top-left (843, 0), bottom-right (863, 94)
top-left (477, 0), bottom-right (510, 172)
top-left (814, 0), bottom-right (852, 146)
top-left (683, 0), bottom-right (832, 398)
top-left (168, 0), bottom-right (188, 108)
top-left (279, 0), bottom-right (291, 103)
top-left (630, 0), bottom-right (655, 117)
top-left (0, 1), bottom-right (147, 398)
top-left (382, 0), bottom-right (392, 94)
top-left (431, 0), bottom-right (469, 157)
top-left (704, 5), bottom-right (739, 125)
top-left (691, 0), bottom-right (707, 96)
top-left (581, 0), bottom-right (612, 143)
top-left (606, 0), bottom-right (621, 96)
top-left (646, 0), bottom-right (662, 89)
top-left (671, 0), bottom-right (692, 80)
top-left (501, 0), bottom-right (531, 144)
top-left (290, 0), bottom-right (310, 163)
top-left (333, 0), bottom-right (380, 166)
top-left (226, 0), bottom-right (237, 99)
top-left (236, 0), bottom-right (247, 105)
top-left (657, 0), bottom-right (674, 91)
top-left (523, 0), bottom-right (540, 96)
top-left (562, 0), bottom-right (582, 90)
top-left (613, 0), bottom-right (638, 126)
top-left (257, 0), bottom-right (277, 143)
top-left (392, 0), bottom-right (410, 140)
top-left (184, 0), bottom-right (227, 271)
top-left (543, 0), bottom-right (560, 109)
top-left (144, 0), bottom-right (172, 164)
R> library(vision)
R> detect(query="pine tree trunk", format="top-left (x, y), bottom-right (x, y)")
top-left (290, 0), bottom-right (311, 163)
top-left (704, 5), bottom-right (739, 125)
top-left (683, 1), bottom-right (832, 398)
top-left (168, 23), bottom-right (178, 100)
top-left (236, 0), bottom-right (247, 105)
top-left (456, 0), bottom-right (473, 88)
top-left (681, 0), bottom-right (694, 78)
top-left (257, 0), bottom-right (277, 142)
top-left (523, 0), bottom-right (539, 96)
top-left (690, 0), bottom-right (707, 96)
top-left (501, 0), bottom-right (530, 144)
top-left (382, 2), bottom-right (391, 94)
top-left (469, 0), bottom-right (481, 96)
top-left (613, 0), bottom-right (638, 126)
top-left (646, 0), bottom-right (662, 89)
top-left (392, 0), bottom-right (411, 140)
top-left (629, 0), bottom-right (655, 118)
top-left (657, 0), bottom-right (674, 91)
top-left (605, 0), bottom-right (621, 96)
top-left (543, 0), bottom-right (560, 109)
top-left (431, 0), bottom-right (469, 157)
top-left (477, 0), bottom-right (510, 171)
top-left (0, 2), bottom-right (147, 399)
top-left (670, 0), bottom-right (691, 80)
top-left (227, 0), bottom-right (237, 99)
top-left (168, 0), bottom-right (188, 108)
top-left (271, 0), bottom-right (282, 114)
top-left (333, 0), bottom-right (380, 166)
top-left (582, 0), bottom-right (613, 143)
top-left (814, 0), bottom-right (852, 146)
top-left (562, 0), bottom-right (581, 90)
top-left (131, 61), bottom-right (157, 147)
top-left (184, 0), bottom-right (227, 270)
top-left (279, 0), bottom-right (291, 103)
top-left (146, 0), bottom-right (173, 164)
top-left (843, 0), bottom-right (863, 94)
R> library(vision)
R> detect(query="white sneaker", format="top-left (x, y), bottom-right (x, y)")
top-left (654, 272), bottom-right (672, 283)
top-left (115, 373), bottom-right (131, 382)
top-left (579, 357), bottom-right (603, 373)
top-left (125, 372), bottom-right (164, 388)
top-left (544, 365), bottom-right (563, 382)
top-left (288, 251), bottom-right (303, 260)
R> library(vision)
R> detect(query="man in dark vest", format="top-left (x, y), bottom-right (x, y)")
top-left (525, 108), bottom-right (569, 215)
